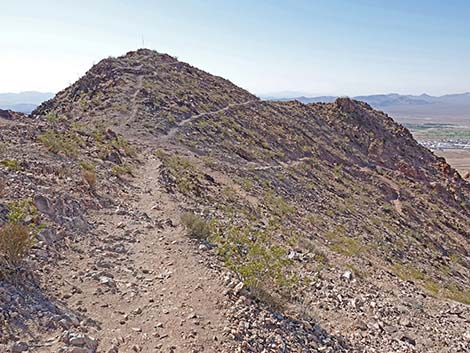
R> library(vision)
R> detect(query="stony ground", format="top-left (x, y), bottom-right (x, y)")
top-left (1, 49), bottom-right (469, 352)
top-left (2, 146), bottom-right (468, 353)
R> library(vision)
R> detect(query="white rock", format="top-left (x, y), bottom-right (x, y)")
top-left (341, 271), bottom-right (353, 281)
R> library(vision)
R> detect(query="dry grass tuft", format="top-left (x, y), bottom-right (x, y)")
top-left (0, 222), bottom-right (35, 268)
top-left (82, 169), bottom-right (97, 189)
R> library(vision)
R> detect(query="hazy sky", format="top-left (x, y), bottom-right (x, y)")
top-left (2, 0), bottom-right (470, 96)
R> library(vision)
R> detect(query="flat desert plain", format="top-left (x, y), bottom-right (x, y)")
top-left (434, 149), bottom-right (470, 177)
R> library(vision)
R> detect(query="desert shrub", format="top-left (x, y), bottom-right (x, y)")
top-left (263, 191), bottom-right (295, 217)
top-left (393, 263), bottom-right (425, 282)
top-left (238, 177), bottom-right (253, 192)
top-left (38, 130), bottom-right (83, 157)
top-left (0, 223), bottom-right (35, 267)
top-left (0, 142), bottom-right (8, 155)
top-left (112, 164), bottom-right (133, 177)
top-left (110, 136), bottom-right (136, 157)
top-left (1, 159), bottom-right (20, 171)
top-left (0, 179), bottom-right (6, 196)
top-left (159, 153), bottom-right (201, 194)
top-left (8, 199), bottom-right (38, 223)
top-left (154, 148), bottom-right (168, 160)
top-left (325, 225), bottom-right (364, 257)
top-left (46, 112), bottom-right (65, 124)
top-left (444, 283), bottom-right (470, 305)
top-left (92, 127), bottom-right (136, 159)
top-left (79, 161), bottom-right (95, 171)
top-left (0, 200), bottom-right (40, 270)
top-left (424, 279), bottom-right (440, 295)
top-left (181, 212), bottom-right (211, 239)
top-left (211, 221), bottom-right (299, 301)
top-left (82, 169), bottom-right (97, 189)
top-left (333, 164), bottom-right (343, 179)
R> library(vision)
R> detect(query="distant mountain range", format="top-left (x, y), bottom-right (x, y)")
top-left (0, 91), bottom-right (54, 113)
top-left (262, 93), bottom-right (470, 124)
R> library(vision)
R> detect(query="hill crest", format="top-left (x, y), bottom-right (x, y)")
top-left (1, 49), bottom-right (469, 352)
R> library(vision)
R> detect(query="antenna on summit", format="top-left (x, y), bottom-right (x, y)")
top-left (141, 35), bottom-right (145, 48)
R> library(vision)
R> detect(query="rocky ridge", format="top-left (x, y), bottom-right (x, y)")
top-left (0, 49), bottom-right (469, 352)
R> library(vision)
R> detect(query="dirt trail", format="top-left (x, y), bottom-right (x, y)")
top-left (44, 154), bottom-right (232, 353)
top-left (122, 60), bottom-right (179, 128)
top-left (124, 75), bottom-right (144, 127)
top-left (360, 167), bottom-right (404, 215)
top-left (246, 156), bottom-right (313, 171)
top-left (378, 175), bottom-right (404, 214)
top-left (164, 100), bottom-right (257, 141)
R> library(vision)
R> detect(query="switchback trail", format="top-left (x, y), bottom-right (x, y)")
top-left (164, 100), bottom-right (257, 141)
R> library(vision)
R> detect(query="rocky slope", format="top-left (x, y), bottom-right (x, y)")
top-left (0, 49), bottom-right (469, 352)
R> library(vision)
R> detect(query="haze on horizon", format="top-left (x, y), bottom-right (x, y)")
top-left (2, 0), bottom-right (470, 96)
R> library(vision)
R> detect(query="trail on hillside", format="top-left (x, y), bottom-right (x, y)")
top-left (43, 155), bottom-right (232, 353)
top-left (360, 167), bottom-right (404, 215)
top-left (123, 61), bottom-right (179, 127)
top-left (127, 75), bottom-right (143, 126)
top-left (164, 100), bottom-right (257, 141)
top-left (378, 174), bottom-right (404, 215)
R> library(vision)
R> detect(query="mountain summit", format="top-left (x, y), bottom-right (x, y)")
top-left (1, 49), bottom-right (469, 352)
top-left (34, 49), bottom-right (257, 138)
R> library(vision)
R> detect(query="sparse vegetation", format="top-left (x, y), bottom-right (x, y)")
top-left (1, 159), bottom-right (20, 171)
top-left (38, 130), bottom-right (83, 157)
top-left (82, 169), bottom-right (97, 189)
top-left (393, 262), bottom-right (425, 282)
top-left (46, 112), bottom-right (65, 124)
top-left (211, 220), bottom-right (300, 302)
top-left (444, 283), bottom-right (470, 305)
top-left (80, 161), bottom-right (97, 188)
top-left (0, 142), bottom-right (8, 155)
top-left (0, 48), bottom-right (468, 350)
top-left (263, 191), bottom-right (295, 217)
top-left (159, 153), bottom-right (201, 194)
top-left (0, 200), bottom-right (41, 271)
top-left (0, 222), bottom-right (34, 268)
top-left (110, 135), bottom-right (136, 157)
top-left (181, 212), bottom-right (211, 240)
top-left (111, 164), bottom-right (133, 177)
top-left (325, 226), bottom-right (364, 257)
top-left (80, 161), bottom-right (95, 171)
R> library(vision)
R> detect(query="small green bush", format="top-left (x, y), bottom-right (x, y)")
top-left (46, 112), bottom-right (64, 124)
top-left (263, 191), bottom-right (295, 217)
top-left (393, 263), bottom-right (425, 282)
top-left (1, 159), bottom-right (20, 171)
top-left (112, 164), bottom-right (133, 176)
top-left (159, 154), bottom-right (201, 194)
top-left (8, 199), bottom-right (38, 223)
top-left (444, 283), bottom-right (470, 305)
top-left (211, 221), bottom-right (299, 301)
top-left (79, 161), bottom-right (95, 171)
top-left (38, 130), bottom-right (83, 157)
top-left (111, 136), bottom-right (136, 157)
top-left (0, 142), bottom-right (8, 155)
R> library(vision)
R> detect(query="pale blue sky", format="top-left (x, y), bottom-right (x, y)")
top-left (2, 0), bottom-right (470, 96)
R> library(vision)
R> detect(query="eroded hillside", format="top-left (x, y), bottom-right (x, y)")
top-left (1, 49), bottom-right (469, 352)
